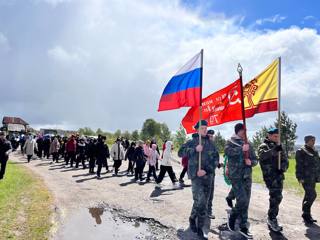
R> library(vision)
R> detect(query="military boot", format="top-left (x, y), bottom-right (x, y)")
top-left (189, 217), bottom-right (198, 233)
top-left (239, 227), bottom-right (253, 239)
top-left (227, 213), bottom-right (236, 232)
top-left (197, 228), bottom-right (208, 240)
top-left (267, 218), bottom-right (283, 232)
top-left (197, 217), bottom-right (209, 240)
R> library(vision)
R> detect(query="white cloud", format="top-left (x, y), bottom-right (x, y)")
top-left (303, 15), bottom-right (316, 21)
top-left (301, 15), bottom-right (320, 27)
top-left (255, 14), bottom-right (286, 25)
top-left (47, 45), bottom-right (89, 65)
top-left (290, 112), bottom-right (320, 123)
top-left (34, 0), bottom-right (72, 7)
top-left (0, 32), bottom-right (10, 53)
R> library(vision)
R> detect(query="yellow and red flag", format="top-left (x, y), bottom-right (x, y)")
top-left (244, 59), bottom-right (279, 118)
top-left (181, 59), bottom-right (279, 133)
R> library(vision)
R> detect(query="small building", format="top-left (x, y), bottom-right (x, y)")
top-left (40, 128), bottom-right (77, 137)
top-left (2, 116), bottom-right (29, 133)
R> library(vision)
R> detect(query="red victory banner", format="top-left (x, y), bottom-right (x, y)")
top-left (182, 79), bottom-right (243, 134)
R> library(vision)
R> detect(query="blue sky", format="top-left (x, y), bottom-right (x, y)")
top-left (0, 0), bottom-right (319, 143)
top-left (182, 0), bottom-right (320, 31)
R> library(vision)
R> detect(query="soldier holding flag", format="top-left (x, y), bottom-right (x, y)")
top-left (225, 123), bottom-right (257, 239)
top-left (178, 120), bottom-right (219, 240)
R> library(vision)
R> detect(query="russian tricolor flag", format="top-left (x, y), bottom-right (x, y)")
top-left (158, 51), bottom-right (202, 111)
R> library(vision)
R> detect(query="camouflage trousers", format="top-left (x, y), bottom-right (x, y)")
top-left (190, 174), bottom-right (213, 232)
top-left (265, 177), bottom-right (283, 220)
top-left (227, 187), bottom-right (235, 200)
top-left (302, 181), bottom-right (317, 216)
top-left (229, 177), bottom-right (252, 229)
top-left (207, 174), bottom-right (215, 216)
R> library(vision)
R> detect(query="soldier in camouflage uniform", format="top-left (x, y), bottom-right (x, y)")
top-left (296, 135), bottom-right (320, 224)
top-left (178, 120), bottom-right (219, 240)
top-left (258, 128), bottom-right (289, 232)
top-left (225, 123), bottom-right (257, 239)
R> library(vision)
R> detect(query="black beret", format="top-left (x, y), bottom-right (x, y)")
top-left (194, 120), bottom-right (208, 129)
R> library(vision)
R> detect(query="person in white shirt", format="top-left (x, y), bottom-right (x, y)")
top-left (23, 135), bottom-right (37, 163)
top-left (110, 138), bottom-right (125, 175)
top-left (155, 141), bottom-right (178, 187)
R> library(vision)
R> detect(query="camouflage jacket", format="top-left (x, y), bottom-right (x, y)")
top-left (258, 138), bottom-right (289, 181)
top-left (178, 133), bottom-right (219, 180)
top-left (295, 145), bottom-right (320, 183)
top-left (224, 134), bottom-right (258, 180)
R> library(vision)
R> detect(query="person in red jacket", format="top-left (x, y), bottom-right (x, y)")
top-left (65, 135), bottom-right (77, 167)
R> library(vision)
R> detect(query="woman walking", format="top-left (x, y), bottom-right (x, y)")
top-left (50, 136), bottom-right (60, 163)
top-left (156, 141), bottom-right (178, 187)
top-left (23, 135), bottom-right (37, 163)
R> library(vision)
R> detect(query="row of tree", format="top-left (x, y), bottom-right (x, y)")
top-left (78, 112), bottom-right (297, 156)
top-left (251, 111), bottom-right (298, 156)
top-left (78, 119), bottom-right (171, 146)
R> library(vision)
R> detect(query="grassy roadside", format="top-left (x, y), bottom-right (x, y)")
top-left (252, 158), bottom-right (320, 195)
top-left (0, 161), bottom-right (53, 240)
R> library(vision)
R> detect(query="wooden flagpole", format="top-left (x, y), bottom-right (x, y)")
top-left (198, 49), bottom-right (204, 171)
top-left (238, 64), bottom-right (249, 158)
top-left (278, 57), bottom-right (282, 170)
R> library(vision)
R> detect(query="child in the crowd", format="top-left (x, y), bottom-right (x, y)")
top-left (125, 142), bottom-right (136, 175)
top-left (156, 141), bottom-right (178, 187)
top-left (146, 144), bottom-right (159, 182)
top-left (134, 140), bottom-right (147, 181)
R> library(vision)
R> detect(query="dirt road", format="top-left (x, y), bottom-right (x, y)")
top-left (10, 152), bottom-right (320, 240)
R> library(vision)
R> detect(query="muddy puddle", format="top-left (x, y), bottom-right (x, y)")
top-left (56, 204), bottom-right (179, 240)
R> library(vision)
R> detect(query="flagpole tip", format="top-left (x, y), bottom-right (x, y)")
top-left (237, 63), bottom-right (243, 74)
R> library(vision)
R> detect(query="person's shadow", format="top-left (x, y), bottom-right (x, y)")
top-left (268, 230), bottom-right (288, 240)
top-left (34, 162), bottom-right (52, 167)
top-left (149, 185), bottom-right (191, 198)
top-left (75, 176), bottom-right (110, 183)
top-left (119, 179), bottom-right (139, 187)
top-left (89, 207), bottom-right (104, 225)
top-left (216, 223), bottom-right (243, 240)
top-left (72, 173), bottom-right (92, 178)
top-left (60, 167), bottom-right (83, 172)
top-left (176, 228), bottom-right (200, 240)
top-left (48, 165), bottom-right (66, 170)
top-left (305, 223), bottom-right (320, 240)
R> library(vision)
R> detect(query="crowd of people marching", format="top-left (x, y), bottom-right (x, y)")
top-left (13, 134), bottom-right (186, 186)
top-left (0, 120), bottom-right (319, 240)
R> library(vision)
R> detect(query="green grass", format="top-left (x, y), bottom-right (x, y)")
top-left (252, 158), bottom-right (320, 195)
top-left (0, 161), bottom-right (53, 240)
